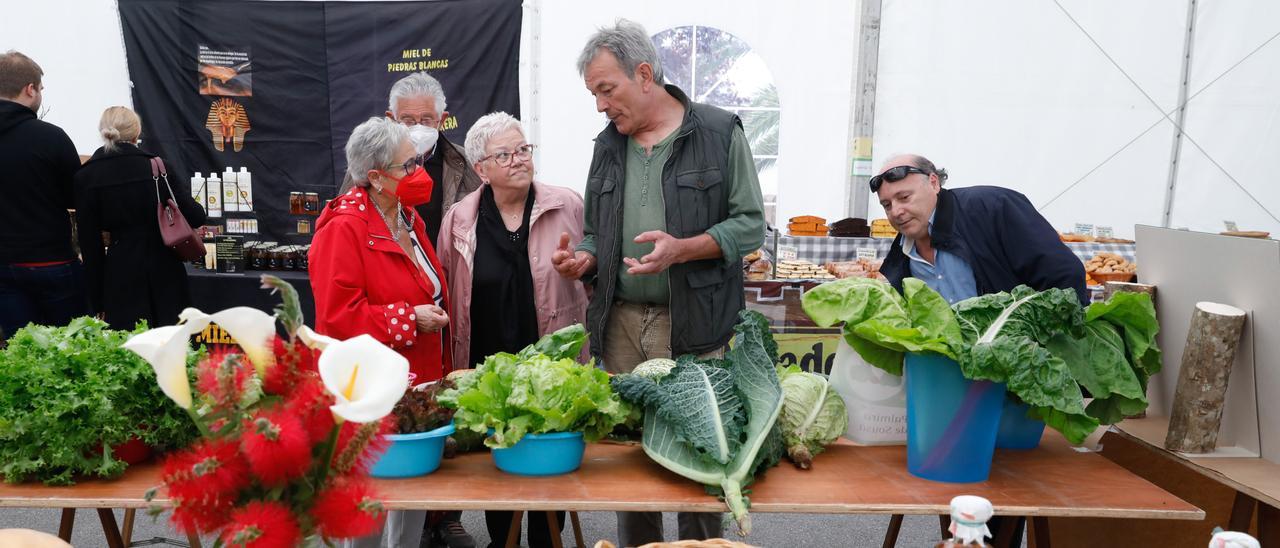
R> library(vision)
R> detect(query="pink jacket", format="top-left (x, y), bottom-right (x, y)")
top-left (437, 181), bottom-right (590, 369)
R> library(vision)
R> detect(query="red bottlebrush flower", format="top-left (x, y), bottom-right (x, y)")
top-left (286, 373), bottom-right (335, 444)
top-left (240, 408), bottom-right (313, 485)
top-left (264, 336), bottom-right (317, 395)
top-left (170, 439), bottom-right (250, 498)
top-left (311, 478), bottom-right (385, 539)
top-left (220, 501), bottom-right (300, 548)
top-left (196, 353), bottom-right (253, 409)
top-left (161, 448), bottom-right (236, 534)
top-left (332, 415), bottom-right (393, 476)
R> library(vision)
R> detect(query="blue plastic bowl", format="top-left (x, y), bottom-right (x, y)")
top-left (996, 398), bottom-right (1046, 450)
top-left (370, 422), bottom-right (455, 478)
top-left (491, 431), bottom-right (585, 476)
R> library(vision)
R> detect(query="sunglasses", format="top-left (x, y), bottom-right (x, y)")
top-left (869, 166), bottom-right (930, 192)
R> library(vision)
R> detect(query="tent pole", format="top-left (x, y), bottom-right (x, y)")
top-left (847, 0), bottom-right (883, 220)
top-left (1162, 0), bottom-right (1198, 228)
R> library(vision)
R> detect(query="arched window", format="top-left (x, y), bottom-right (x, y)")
top-left (651, 26), bottom-right (780, 224)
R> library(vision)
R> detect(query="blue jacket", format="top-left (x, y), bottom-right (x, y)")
top-left (880, 186), bottom-right (1088, 306)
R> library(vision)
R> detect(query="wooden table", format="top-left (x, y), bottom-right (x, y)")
top-left (1115, 416), bottom-right (1280, 545)
top-left (0, 434), bottom-right (1200, 547)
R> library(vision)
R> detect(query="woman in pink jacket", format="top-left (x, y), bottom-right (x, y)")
top-left (436, 112), bottom-right (587, 548)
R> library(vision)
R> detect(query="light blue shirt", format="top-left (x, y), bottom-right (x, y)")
top-left (903, 211), bottom-right (979, 304)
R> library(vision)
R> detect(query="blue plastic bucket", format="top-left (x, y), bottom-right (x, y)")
top-left (491, 431), bottom-right (585, 476)
top-left (905, 353), bottom-right (1006, 483)
top-left (996, 398), bottom-right (1046, 450)
top-left (370, 422), bottom-right (455, 478)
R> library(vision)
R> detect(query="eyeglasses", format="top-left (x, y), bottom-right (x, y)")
top-left (384, 157), bottom-right (420, 176)
top-left (869, 165), bottom-right (930, 192)
top-left (480, 144), bottom-right (536, 167)
top-left (397, 115), bottom-right (439, 127)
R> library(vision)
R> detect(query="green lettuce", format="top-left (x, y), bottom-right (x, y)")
top-left (802, 278), bottom-right (1161, 445)
top-left (802, 277), bottom-right (962, 375)
top-left (611, 310), bottom-right (784, 535)
top-left (439, 325), bottom-right (631, 449)
top-left (776, 365), bottom-right (848, 469)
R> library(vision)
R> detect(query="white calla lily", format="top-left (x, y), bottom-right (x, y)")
top-left (297, 325), bottom-right (340, 351)
top-left (318, 335), bottom-right (410, 423)
top-left (182, 306), bottom-right (277, 376)
top-left (122, 323), bottom-right (207, 409)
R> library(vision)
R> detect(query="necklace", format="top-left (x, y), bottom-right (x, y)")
top-left (375, 199), bottom-right (409, 240)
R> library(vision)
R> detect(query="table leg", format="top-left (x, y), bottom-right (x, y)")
top-left (545, 511), bottom-right (564, 548)
top-left (1228, 491), bottom-right (1258, 532)
top-left (939, 515), bottom-right (951, 539)
top-left (97, 508), bottom-right (125, 548)
top-left (506, 510), bottom-right (524, 548)
top-left (993, 517), bottom-right (1021, 547)
top-left (188, 532), bottom-right (204, 548)
top-left (121, 508), bottom-right (136, 546)
top-left (1031, 517), bottom-right (1051, 548)
top-left (570, 511), bottom-right (585, 548)
top-left (1258, 502), bottom-right (1278, 547)
top-left (57, 508), bottom-right (75, 542)
top-left (881, 514), bottom-right (904, 548)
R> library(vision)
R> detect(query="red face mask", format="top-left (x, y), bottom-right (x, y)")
top-left (380, 165), bottom-right (435, 207)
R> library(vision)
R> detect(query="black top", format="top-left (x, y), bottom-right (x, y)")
top-left (468, 185), bottom-right (538, 367)
top-left (0, 100), bottom-right (83, 264)
top-left (74, 143), bottom-right (207, 329)
top-left (416, 149), bottom-right (447, 244)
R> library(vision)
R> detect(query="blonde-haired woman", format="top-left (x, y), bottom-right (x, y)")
top-left (74, 106), bottom-right (206, 330)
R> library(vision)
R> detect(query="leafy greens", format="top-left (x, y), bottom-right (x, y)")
top-left (439, 325), bottom-right (631, 449)
top-left (776, 365), bottom-right (848, 469)
top-left (0, 318), bottom-right (194, 485)
top-left (611, 310), bottom-right (784, 535)
top-left (803, 279), bottom-right (1161, 444)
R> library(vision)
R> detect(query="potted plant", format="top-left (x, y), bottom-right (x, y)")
top-left (369, 379), bottom-right (457, 478)
top-left (439, 325), bottom-right (633, 476)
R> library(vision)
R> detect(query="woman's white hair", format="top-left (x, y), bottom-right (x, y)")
top-left (388, 72), bottom-right (447, 117)
top-left (345, 117), bottom-right (409, 186)
top-left (464, 111), bottom-right (525, 166)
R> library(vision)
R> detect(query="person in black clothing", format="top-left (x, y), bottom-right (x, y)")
top-left (74, 106), bottom-right (206, 331)
top-left (0, 50), bottom-right (88, 341)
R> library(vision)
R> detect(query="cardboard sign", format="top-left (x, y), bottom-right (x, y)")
top-left (1074, 223), bottom-right (1095, 236)
top-left (856, 248), bottom-right (878, 260)
top-left (778, 245), bottom-right (798, 261)
top-left (1096, 226), bottom-right (1114, 239)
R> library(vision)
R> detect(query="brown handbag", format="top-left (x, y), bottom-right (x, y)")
top-left (151, 157), bottom-right (206, 261)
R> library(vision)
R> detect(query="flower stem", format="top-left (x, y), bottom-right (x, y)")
top-left (314, 422), bottom-right (342, 487)
top-left (187, 407), bottom-right (211, 439)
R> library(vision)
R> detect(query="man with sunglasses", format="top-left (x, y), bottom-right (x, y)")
top-left (874, 154), bottom-right (1087, 307)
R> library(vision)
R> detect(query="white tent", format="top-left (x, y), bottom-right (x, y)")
top-left (7, 0), bottom-right (1278, 238)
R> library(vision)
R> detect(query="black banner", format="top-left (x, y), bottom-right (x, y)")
top-left (118, 0), bottom-right (521, 244)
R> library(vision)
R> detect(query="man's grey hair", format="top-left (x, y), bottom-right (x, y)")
top-left (576, 19), bottom-right (664, 84)
top-left (345, 117), bottom-right (409, 186)
top-left (464, 111), bottom-right (524, 166)
top-left (388, 72), bottom-right (447, 118)
top-left (905, 154), bottom-right (949, 185)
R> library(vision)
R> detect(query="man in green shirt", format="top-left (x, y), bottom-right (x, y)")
top-left (551, 19), bottom-right (766, 546)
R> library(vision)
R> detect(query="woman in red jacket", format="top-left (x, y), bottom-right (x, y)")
top-left (309, 116), bottom-right (451, 383)
top-left (309, 117), bottom-right (456, 548)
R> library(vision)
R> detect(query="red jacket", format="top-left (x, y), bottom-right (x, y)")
top-left (308, 187), bottom-right (451, 382)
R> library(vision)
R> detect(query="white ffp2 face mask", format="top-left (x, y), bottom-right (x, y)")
top-left (408, 124), bottom-right (439, 156)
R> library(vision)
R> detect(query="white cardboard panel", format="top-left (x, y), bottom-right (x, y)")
top-left (1136, 225), bottom-right (1280, 462)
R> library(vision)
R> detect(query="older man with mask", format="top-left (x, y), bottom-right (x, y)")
top-left (873, 153), bottom-right (1086, 307)
top-left (343, 71), bottom-right (483, 244)
top-left (551, 19), bottom-right (765, 546)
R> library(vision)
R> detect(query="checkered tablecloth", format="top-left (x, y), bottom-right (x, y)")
top-left (762, 227), bottom-right (1135, 265)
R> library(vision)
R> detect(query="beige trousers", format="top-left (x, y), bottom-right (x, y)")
top-left (602, 301), bottom-right (725, 546)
